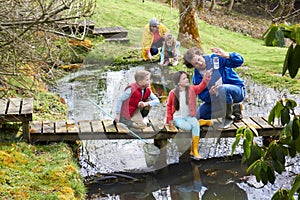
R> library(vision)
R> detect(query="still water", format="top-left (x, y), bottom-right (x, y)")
top-left (55, 63), bottom-right (300, 199)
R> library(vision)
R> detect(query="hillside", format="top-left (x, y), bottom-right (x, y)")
top-left (199, 1), bottom-right (271, 39)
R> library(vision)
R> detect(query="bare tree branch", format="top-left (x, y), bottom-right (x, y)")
top-left (0, 0), bottom-right (95, 96)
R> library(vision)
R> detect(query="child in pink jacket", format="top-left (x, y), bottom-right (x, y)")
top-left (165, 70), bottom-right (211, 160)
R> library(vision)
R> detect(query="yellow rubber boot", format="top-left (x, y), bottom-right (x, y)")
top-left (190, 135), bottom-right (201, 160)
top-left (199, 119), bottom-right (212, 126)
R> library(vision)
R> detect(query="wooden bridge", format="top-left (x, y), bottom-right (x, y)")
top-left (28, 116), bottom-right (283, 144)
top-left (0, 98), bottom-right (283, 144)
top-left (57, 20), bottom-right (130, 43)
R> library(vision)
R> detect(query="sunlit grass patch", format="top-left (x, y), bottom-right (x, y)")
top-left (0, 142), bottom-right (86, 199)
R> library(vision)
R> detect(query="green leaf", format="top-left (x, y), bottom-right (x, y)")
top-left (244, 128), bottom-right (254, 142)
top-left (231, 133), bottom-right (242, 155)
top-left (275, 145), bottom-right (286, 164)
top-left (268, 106), bottom-right (276, 124)
top-left (281, 108), bottom-right (290, 126)
top-left (272, 189), bottom-right (290, 200)
top-left (295, 26), bottom-right (300, 45)
top-left (247, 159), bottom-right (260, 173)
top-left (236, 126), bottom-right (245, 135)
top-left (267, 166), bottom-right (276, 184)
top-left (272, 159), bottom-right (284, 174)
top-left (288, 145), bottom-right (297, 157)
top-left (275, 29), bottom-right (285, 47)
top-left (294, 136), bottom-right (300, 153)
top-left (264, 24), bottom-right (278, 46)
top-left (244, 144), bottom-right (264, 167)
top-left (290, 174), bottom-right (300, 197)
top-left (260, 166), bottom-right (269, 185)
top-left (261, 160), bottom-right (268, 172)
top-left (285, 99), bottom-right (297, 108)
top-left (289, 44), bottom-right (300, 78)
top-left (275, 100), bottom-right (284, 118)
top-left (283, 44), bottom-right (294, 76)
top-left (268, 141), bottom-right (277, 159)
top-left (243, 139), bottom-right (251, 159)
top-left (292, 117), bottom-right (300, 141)
top-left (253, 161), bottom-right (262, 182)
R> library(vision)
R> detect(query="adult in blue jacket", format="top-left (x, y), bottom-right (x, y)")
top-left (183, 47), bottom-right (246, 128)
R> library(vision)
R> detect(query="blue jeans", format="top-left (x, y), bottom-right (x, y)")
top-left (174, 116), bottom-right (200, 136)
top-left (197, 84), bottom-right (246, 119)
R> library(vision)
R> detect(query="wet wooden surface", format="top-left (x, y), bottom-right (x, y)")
top-left (29, 116), bottom-right (283, 143)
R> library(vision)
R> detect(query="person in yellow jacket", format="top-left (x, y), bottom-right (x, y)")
top-left (142, 17), bottom-right (169, 61)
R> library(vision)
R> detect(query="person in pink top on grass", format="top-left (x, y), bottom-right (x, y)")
top-left (142, 17), bottom-right (169, 61)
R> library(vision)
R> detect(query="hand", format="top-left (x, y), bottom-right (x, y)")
top-left (204, 69), bottom-right (212, 82)
top-left (115, 114), bottom-right (120, 123)
top-left (148, 52), bottom-right (152, 60)
top-left (159, 62), bottom-right (164, 66)
top-left (209, 85), bottom-right (219, 95)
top-left (138, 101), bottom-right (148, 108)
top-left (211, 47), bottom-right (230, 59)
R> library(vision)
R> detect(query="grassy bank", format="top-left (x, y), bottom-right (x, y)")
top-left (90, 0), bottom-right (299, 94)
top-left (0, 140), bottom-right (85, 199)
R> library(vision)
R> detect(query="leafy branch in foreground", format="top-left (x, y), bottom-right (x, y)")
top-left (231, 98), bottom-right (300, 199)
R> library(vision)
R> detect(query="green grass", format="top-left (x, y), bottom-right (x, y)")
top-left (91, 0), bottom-right (299, 94)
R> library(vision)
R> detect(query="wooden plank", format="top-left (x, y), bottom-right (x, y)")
top-left (30, 121), bottom-right (42, 134)
top-left (42, 121), bottom-right (55, 134)
top-left (241, 117), bottom-right (261, 129)
top-left (102, 120), bottom-right (117, 133)
top-left (55, 121), bottom-right (67, 134)
top-left (251, 116), bottom-right (273, 129)
top-left (0, 99), bottom-right (7, 114)
top-left (78, 120), bottom-right (92, 134)
top-left (66, 120), bottom-right (79, 133)
top-left (91, 120), bottom-right (104, 133)
top-left (233, 120), bottom-right (247, 129)
top-left (116, 123), bottom-right (130, 134)
top-left (21, 98), bottom-right (33, 114)
top-left (7, 98), bottom-right (21, 114)
top-left (262, 116), bottom-right (283, 128)
top-left (149, 118), bottom-right (165, 132)
top-left (142, 125), bottom-right (155, 133)
top-left (0, 114), bottom-right (32, 123)
top-left (165, 123), bottom-right (178, 133)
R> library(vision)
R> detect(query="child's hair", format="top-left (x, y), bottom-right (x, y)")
top-left (163, 33), bottom-right (177, 56)
top-left (134, 70), bottom-right (151, 82)
top-left (183, 47), bottom-right (204, 69)
top-left (173, 71), bottom-right (190, 111)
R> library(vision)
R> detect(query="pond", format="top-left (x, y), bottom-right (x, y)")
top-left (54, 63), bottom-right (300, 200)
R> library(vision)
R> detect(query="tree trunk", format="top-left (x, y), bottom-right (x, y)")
top-left (209, 0), bottom-right (216, 11)
top-left (177, 0), bottom-right (203, 50)
top-left (227, 0), bottom-right (235, 14)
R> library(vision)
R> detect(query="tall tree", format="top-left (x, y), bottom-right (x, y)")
top-left (177, 0), bottom-right (203, 50)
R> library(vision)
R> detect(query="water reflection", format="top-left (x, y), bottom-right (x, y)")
top-left (55, 64), bottom-right (300, 200)
top-left (86, 156), bottom-right (248, 200)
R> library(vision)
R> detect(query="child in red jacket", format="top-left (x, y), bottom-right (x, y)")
top-left (115, 70), bottom-right (160, 129)
top-left (165, 70), bottom-right (211, 160)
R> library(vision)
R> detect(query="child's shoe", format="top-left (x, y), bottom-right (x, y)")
top-left (163, 58), bottom-right (170, 66)
top-left (173, 57), bottom-right (178, 66)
